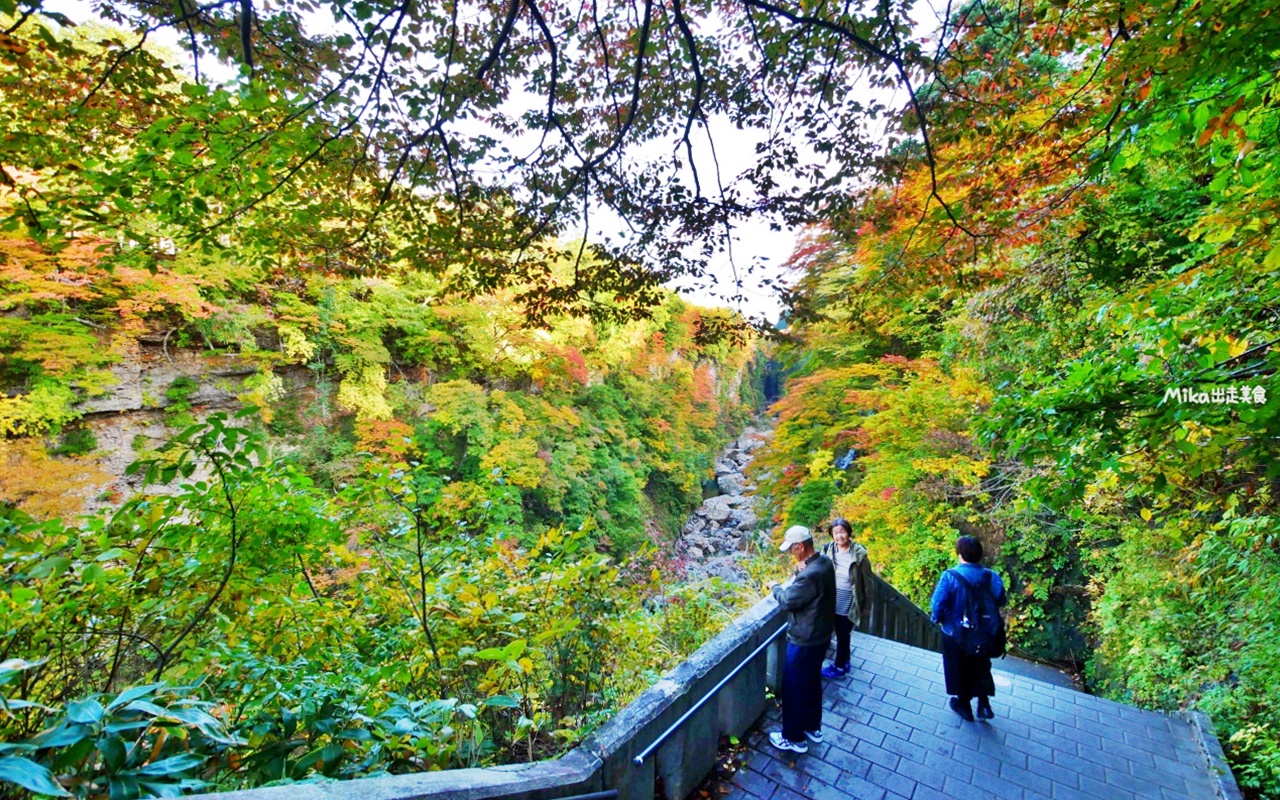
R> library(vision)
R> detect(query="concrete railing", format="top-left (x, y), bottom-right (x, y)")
top-left (198, 596), bottom-right (788, 800)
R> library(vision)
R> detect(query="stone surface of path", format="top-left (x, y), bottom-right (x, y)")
top-left (724, 631), bottom-right (1229, 800)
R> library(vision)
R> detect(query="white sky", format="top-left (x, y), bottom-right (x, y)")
top-left (49, 0), bottom-right (942, 323)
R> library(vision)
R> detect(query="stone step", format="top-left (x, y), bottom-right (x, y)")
top-left (723, 631), bottom-right (1237, 800)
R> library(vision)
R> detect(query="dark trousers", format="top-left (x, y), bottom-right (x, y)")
top-left (941, 634), bottom-right (995, 701)
top-left (833, 616), bottom-right (854, 668)
top-left (782, 642), bottom-right (826, 741)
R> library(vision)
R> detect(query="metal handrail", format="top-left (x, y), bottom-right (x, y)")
top-left (554, 792), bottom-right (618, 800)
top-left (632, 622), bottom-right (788, 766)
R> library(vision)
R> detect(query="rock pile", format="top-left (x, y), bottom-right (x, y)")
top-left (677, 426), bottom-right (771, 583)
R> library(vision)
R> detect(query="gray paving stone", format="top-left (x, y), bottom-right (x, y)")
top-left (1073, 743), bottom-right (1131, 774)
top-left (897, 757), bottom-right (946, 790)
top-left (819, 744), bottom-right (873, 778)
top-left (756, 753), bottom-right (841, 795)
top-left (1024, 753), bottom-right (1081, 790)
top-left (858, 694), bottom-right (906, 720)
top-left (854, 738), bottom-right (903, 771)
top-left (829, 686), bottom-right (863, 706)
top-left (1077, 772), bottom-right (1122, 800)
top-left (804, 778), bottom-right (863, 800)
top-left (941, 773), bottom-right (1007, 800)
top-left (867, 712), bottom-right (915, 742)
top-left (878, 690), bottom-right (926, 715)
top-left (731, 767), bottom-right (779, 800)
top-left (880, 732), bottom-right (929, 764)
top-left (976, 736), bottom-right (1027, 773)
top-left (1049, 781), bottom-right (1116, 800)
top-left (733, 633), bottom-right (1229, 800)
top-left (1150, 751), bottom-right (1215, 783)
top-left (1003, 734), bottom-right (1057, 765)
top-left (909, 784), bottom-right (950, 800)
top-left (998, 760), bottom-right (1055, 797)
top-left (922, 747), bottom-right (975, 784)
top-left (770, 785), bottom-right (808, 800)
top-left (841, 719), bottom-right (887, 747)
top-left (834, 700), bottom-right (870, 727)
top-left (866, 762), bottom-right (919, 799)
top-left (884, 670), bottom-right (934, 694)
top-left (1103, 766), bottom-right (1165, 799)
top-left (1051, 721), bottom-right (1104, 751)
top-left (1050, 750), bottom-right (1107, 784)
top-left (834, 772), bottom-right (889, 800)
top-left (905, 726), bottom-right (954, 759)
top-left (968, 767), bottom-right (1029, 799)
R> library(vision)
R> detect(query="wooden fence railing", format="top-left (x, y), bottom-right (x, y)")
top-left (858, 571), bottom-right (943, 652)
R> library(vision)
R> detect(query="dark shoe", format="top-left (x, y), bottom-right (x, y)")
top-left (949, 697), bottom-right (974, 722)
top-left (976, 699), bottom-right (994, 719)
top-left (820, 664), bottom-right (848, 679)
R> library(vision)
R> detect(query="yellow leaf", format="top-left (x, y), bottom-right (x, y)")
top-left (1140, 508), bottom-right (1152, 522)
top-left (1264, 242), bottom-right (1280, 271)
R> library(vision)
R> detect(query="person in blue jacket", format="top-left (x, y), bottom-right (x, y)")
top-left (930, 535), bottom-right (1006, 721)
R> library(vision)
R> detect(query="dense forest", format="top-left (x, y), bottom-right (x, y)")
top-left (2, 0), bottom-right (1279, 796)
top-left (0, 10), bottom-right (778, 797)
top-left (747, 0), bottom-right (1280, 797)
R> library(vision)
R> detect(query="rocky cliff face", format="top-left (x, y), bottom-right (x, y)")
top-left (676, 425), bottom-right (771, 582)
top-left (54, 340), bottom-right (307, 514)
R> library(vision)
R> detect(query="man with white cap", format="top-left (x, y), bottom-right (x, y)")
top-left (767, 524), bottom-right (836, 754)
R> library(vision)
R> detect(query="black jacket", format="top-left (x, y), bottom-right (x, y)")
top-left (772, 552), bottom-right (836, 647)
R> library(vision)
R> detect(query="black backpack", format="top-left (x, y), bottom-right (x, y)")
top-left (948, 568), bottom-right (1006, 658)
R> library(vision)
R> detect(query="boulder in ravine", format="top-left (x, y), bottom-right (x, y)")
top-left (717, 472), bottom-right (748, 496)
top-left (682, 515), bottom-right (708, 536)
top-left (730, 509), bottom-right (757, 531)
top-left (703, 495), bottom-right (735, 522)
top-left (715, 458), bottom-right (738, 476)
top-left (687, 546), bottom-right (704, 560)
top-left (735, 428), bottom-right (764, 452)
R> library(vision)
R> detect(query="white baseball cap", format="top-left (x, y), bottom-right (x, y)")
top-left (778, 525), bottom-right (813, 551)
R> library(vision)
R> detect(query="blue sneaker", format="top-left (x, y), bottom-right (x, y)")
top-left (821, 663), bottom-right (848, 679)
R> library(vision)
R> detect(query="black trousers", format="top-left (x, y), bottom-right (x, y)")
top-left (941, 634), bottom-right (995, 700)
top-left (833, 616), bottom-right (854, 668)
top-left (782, 642), bottom-right (825, 741)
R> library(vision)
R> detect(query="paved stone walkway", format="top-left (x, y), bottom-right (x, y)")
top-left (725, 631), bottom-right (1222, 800)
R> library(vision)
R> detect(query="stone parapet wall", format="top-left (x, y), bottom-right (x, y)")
top-left (197, 597), bottom-right (787, 800)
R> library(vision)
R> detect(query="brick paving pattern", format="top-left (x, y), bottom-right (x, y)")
top-left (725, 631), bottom-right (1219, 800)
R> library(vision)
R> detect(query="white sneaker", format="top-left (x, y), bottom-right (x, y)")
top-left (805, 729), bottom-right (824, 744)
top-left (768, 731), bottom-right (809, 754)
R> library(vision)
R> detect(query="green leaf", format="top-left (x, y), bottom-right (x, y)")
top-left (109, 774), bottom-right (141, 800)
top-left (106, 684), bottom-right (163, 712)
top-left (30, 723), bottom-right (90, 748)
top-left (0, 756), bottom-right (71, 797)
top-left (482, 694), bottom-right (520, 708)
top-left (66, 698), bottom-right (105, 725)
top-left (98, 737), bottom-right (127, 773)
top-left (136, 753), bottom-right (204, 777)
